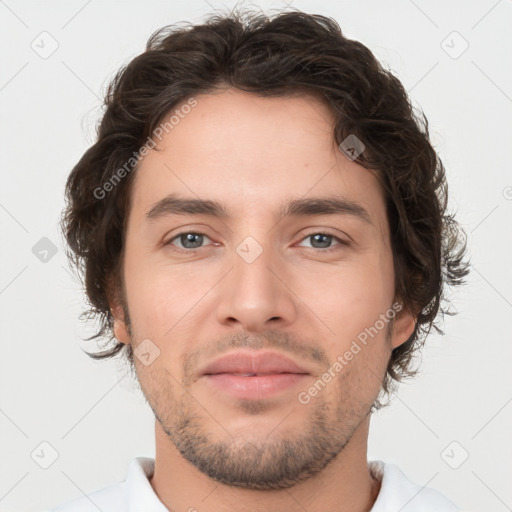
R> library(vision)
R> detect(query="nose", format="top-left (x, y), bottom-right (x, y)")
top-left (215, 239), bottom-right (298, 332)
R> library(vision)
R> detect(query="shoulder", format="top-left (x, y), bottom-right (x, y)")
top-left (369, 460), bottom-right (460, 511)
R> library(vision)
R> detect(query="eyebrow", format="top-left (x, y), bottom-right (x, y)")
top-left (145, 193), bottom-right (373, 225)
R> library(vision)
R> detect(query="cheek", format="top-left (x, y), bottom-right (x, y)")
top-left (294, 253), bottom-right (393, 346)
top-left (123, 249), bottom-right (217, 340)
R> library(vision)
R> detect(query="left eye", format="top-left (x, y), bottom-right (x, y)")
top-left (165, 231), bottom-right (347, 252)
top-left (296, 232), bottom-right (347, 251)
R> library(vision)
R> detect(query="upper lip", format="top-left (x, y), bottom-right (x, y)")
top-left (200, 350), bottom-right (310, 376)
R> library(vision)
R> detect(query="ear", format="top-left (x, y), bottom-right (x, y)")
top-left (390, 303), bottom-right (416, 350)
top-left (107, 275), bottom-right (131, 345)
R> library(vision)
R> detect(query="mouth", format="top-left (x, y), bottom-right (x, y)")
top-left (200, 350), bottom-right (311, 399)
top-left (200, 350), bottom-right (310, 376)
top-left (205, 372), bottom-right (304, 376)
top-left (203, 372), bottom-right (309, 399)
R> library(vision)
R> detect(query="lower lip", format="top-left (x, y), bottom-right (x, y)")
top-left (204, 373), bottom-right (309, 399)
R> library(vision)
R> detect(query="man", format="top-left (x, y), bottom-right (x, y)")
top-left (51, 7), bottom-right (470, 511)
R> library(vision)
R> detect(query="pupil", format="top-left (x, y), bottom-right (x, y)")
top-left (182, 233), bottom-right (202, 248)
top-left (312, 234), bottom-right (331, 248)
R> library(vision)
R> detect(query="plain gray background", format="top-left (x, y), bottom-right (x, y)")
top-left (1, 0), bottom-right (511, 511)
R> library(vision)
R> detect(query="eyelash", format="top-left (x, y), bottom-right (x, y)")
top-left (164, 231), bottom-right (349, 254)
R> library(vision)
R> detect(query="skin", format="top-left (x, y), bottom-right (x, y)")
top-left (110, 88), bottom-right (416, 512)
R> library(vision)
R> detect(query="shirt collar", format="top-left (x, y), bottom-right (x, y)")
top-left (127, 457), bottom-right (169, 511)
top-left (125, 457), bottom-right (457, 511)
top-left (369, 460), bottom-right (458, 511)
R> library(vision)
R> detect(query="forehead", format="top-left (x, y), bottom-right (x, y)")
top-left (128, 88), bottom-right (387, 235)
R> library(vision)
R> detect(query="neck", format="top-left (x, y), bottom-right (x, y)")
top-left (149, 414), bottom-right (381, 512)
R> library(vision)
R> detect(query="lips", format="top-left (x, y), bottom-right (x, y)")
top-left (200, 350), bottom-right (309, 377)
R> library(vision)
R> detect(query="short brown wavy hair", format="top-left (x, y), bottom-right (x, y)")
top-left (60, 8), bottom-right (470, 408)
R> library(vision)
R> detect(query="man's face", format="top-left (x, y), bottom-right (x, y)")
top-left (112, 88), bottom-right (414, 490)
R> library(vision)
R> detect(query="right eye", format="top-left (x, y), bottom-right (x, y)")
top-left (165, 232), bottom-right (214, 251)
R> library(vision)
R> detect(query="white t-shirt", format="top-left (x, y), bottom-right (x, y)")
top-left (44, 457), bottom-right (460, 511)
